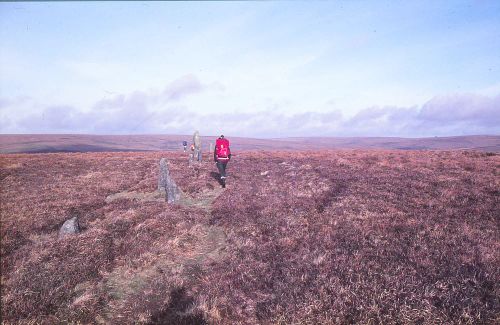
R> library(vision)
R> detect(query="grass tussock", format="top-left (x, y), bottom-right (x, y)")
top-left (1, 150), bottom-right (499, 324)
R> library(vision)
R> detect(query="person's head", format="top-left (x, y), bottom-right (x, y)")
top-left (219, 135), bottom-right (224, 139)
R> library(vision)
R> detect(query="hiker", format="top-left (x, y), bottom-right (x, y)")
top-left (182, 140), bottom-right (187, 152)
top-left (214, 135), bottom-right (231, 188)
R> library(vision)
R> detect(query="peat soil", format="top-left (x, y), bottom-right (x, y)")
top-left (1, 150), bottom-right (499, 324)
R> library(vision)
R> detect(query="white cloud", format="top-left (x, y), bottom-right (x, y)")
top-left (3, 83), bottom-right (498, 137)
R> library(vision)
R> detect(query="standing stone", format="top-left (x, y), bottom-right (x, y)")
top-left (158, 158), bottom-right (181, 203)
top-left (188, 152), bottom-right (194, 166)
top-left (197, 149), bottom-right (202, 162)
top-left (59, 216), bottom-right (80, 237)
top-left (193, 131), bottom-right (202, 162)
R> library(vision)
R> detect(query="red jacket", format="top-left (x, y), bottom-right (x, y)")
top-left (214, 138), bottom-right (231, 162)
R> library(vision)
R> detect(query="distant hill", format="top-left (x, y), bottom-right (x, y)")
top-left (0, 134), bottom-right (498, 153)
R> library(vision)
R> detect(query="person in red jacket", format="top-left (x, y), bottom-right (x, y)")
top-left (214, 135), bottom-right (231, 188)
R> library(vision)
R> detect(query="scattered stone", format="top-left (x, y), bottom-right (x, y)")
top-left (105, 190), bottom-right (165, 203)
top-left (279, 161), bottom-right (296, 169)
top-left (158, 158), bottom-right (181, 203)
top-left (59, 216), bottom-right (80, 237)
top-left (260, 170), bottom-right (270, 176)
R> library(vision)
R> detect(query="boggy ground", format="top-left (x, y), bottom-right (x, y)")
top-left (1, 150), bottom-right (499, 324)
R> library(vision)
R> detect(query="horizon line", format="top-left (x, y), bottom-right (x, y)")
top-left (0, 133), bottom-right (499, 140)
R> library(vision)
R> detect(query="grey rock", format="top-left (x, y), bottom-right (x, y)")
top-left (193, 131), bottom-right (202, 162)
top-left (59, 216), bottom-right (80, 237)
top-left (158, 158), bottom-right (181, 203)
top-left (194, 148), bottom-right (202, 162)
top-left (193, 130), bottom-right (201, 149)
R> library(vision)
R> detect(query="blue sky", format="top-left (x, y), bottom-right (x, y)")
top-left (1, 1), bottom-right (499, 137)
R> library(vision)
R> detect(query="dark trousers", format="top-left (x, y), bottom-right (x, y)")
top-left (216, 161), bottom-right (228, 178)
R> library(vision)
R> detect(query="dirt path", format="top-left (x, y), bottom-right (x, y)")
top-left (100, 181), bottom-right (227, 323)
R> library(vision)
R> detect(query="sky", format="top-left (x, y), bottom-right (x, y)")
top-left (0, 1), bottom-right (499, 138)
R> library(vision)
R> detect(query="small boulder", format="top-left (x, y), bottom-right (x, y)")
top-left (59, 216), bottom-right (80, 237)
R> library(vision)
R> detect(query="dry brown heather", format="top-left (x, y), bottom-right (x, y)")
top-left (1, 150), bottom-right (499, 324)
